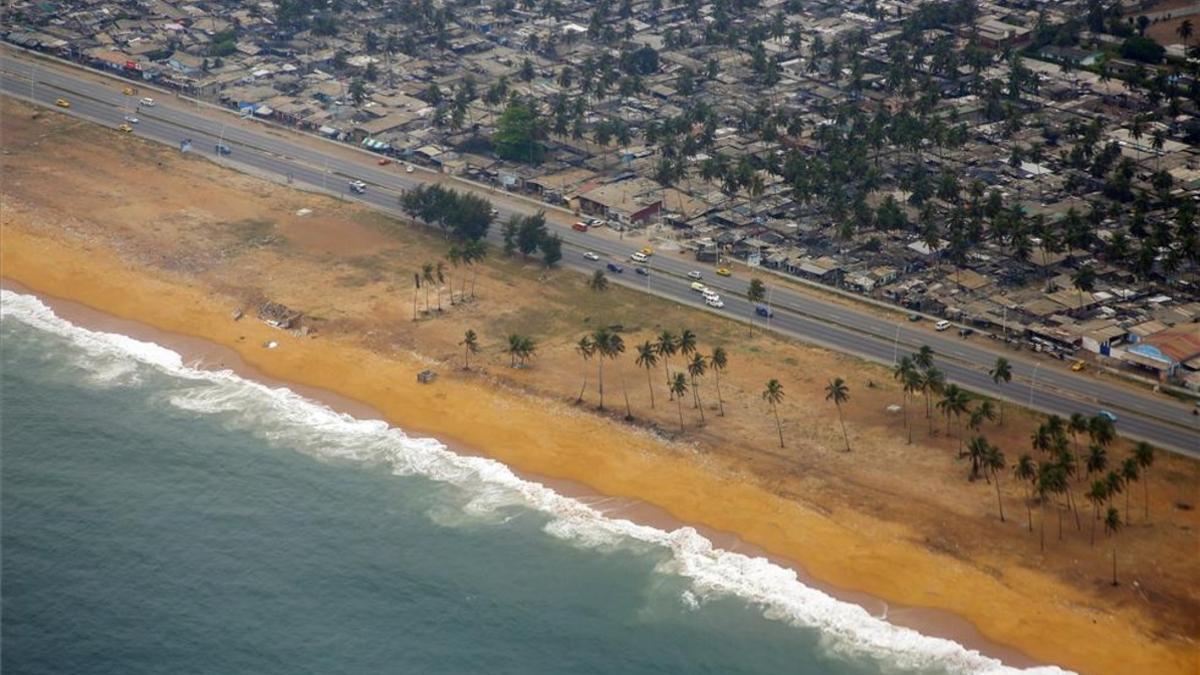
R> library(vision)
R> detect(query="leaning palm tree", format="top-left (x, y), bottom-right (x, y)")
top-left (762, 379), bottom-right (785, 448)
top-left (460, 329), bottom-right (479, 370)
top-left (1104, 506), bottom-right (1122, 586)
top-left (575, 336), bottom-right (595, 403)
top-left (635, 341), bottom-right (658, 409)
top-left (678, 328), bottom-right (698, 362)
top-left (590, 327), bottom-right (618, 411)
top-left (709, 346), bottom-right (728, 416)
top-left (670, 372), bottom-right (688, 432)
top-left (1133, 442), bottom-right (1155, 520)
top-left (825, 377), bottom-right (851, 452)
top-left (983, 442), bottom-right (1006, 522)
top-left (1014, 453), bottom-right (1037, 532)
top-left (421, 262), bottom-right (436, 312)
top-left (588, 269), bottom-right (609, 293)
top-left (1119, 457), bottom-right (1139, 524)
top-left (656, 330), bottom-right (679, 398)
top-left (1085, 479), bottom-right (1109, 547)
top-left (687, 353), bottom-right (707, 424)
top-left (989, 357), bottom-right (1012, 424)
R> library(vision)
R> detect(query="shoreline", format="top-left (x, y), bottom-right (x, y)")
top-left (0, 277), bottom-right (1043, 670)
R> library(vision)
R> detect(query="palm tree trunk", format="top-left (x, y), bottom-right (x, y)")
top-left (621, 373), bottom-right (633, 421)
top-left (993, 470), bottom-right (1005, 522)
top-left (1057, 497), bottom-right (1064, 540)
top-left (1040, 501), bottom-right (1046, 552)
top-left (773, 404), bottom-right (784, 448)
top-left (1125, 489), bottom-right (1130, 524)
top-left (676, 396), bottom-right (685, 432)
top-left (714, 370), bottom-right (724, 416)
top-left (424, 286), bottom-right (431, 312)
top-left (663, 360), bottom-right (673, 400)
top-left (436, 285), bottom-right (443, 311)
top-left (412, 287), bottom-right (418, 321)
top-left (1026, 487), bottom-right (1033, 532)
top-left (1090, 503), bottom-right (1097, 547)
top-left (577, 368), bottom-right (588, 404)
top-left (695, 382), bottom-right (705, 424)
top-left (645, 368), bottom-right (656, 409)
top-left (836, 404), bottom-right (850, 452)
top-left (597, 359), bottom-right (605, 410)
top-left (1111, 543), bottom-right (1118, 586)
top-left (1143, 475), bottom-right (1149, 521)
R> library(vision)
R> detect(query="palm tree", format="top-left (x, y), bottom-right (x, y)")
top-left (465, 239), bottom-right (487, 299)
top-left (763, 379), bottom-right (786, 448)
top-left (1104, 506), bottom-right (1122, 586)
top-left (670, 372), bottom-right (688, 432)
top-left (1014, 453), bottom-right (1037, 532)
top-left (1071, 264), bottom-right (1096, 311)
top-left (1178, 19), bottom-right (1194, 56)
top-left (588, 270), bottom-right (609, 292)
top-left (1068, 413), bottom-right (1089, 479)
top-left (1133, 442), bottom-right (1155, 520)
top-left (1089, 414), bottom-right (1115, 448)
top-left (893, 356), bottom-right (916, 442)
top-left (575, 336), bottom-right (595, 403)
top-left (1086, 479), bottom-right (1108, 547)
top-left (678, 328), bottom-right (698, 363)
top-left (983, 442), bottom-right (1006, 522)
top-left (656, 330), bottom-right (678, 398)
top-left (590, 327), bottom-right (622, 411)
top-left (687, 353), bottom-right (707, 423)
top-left (747, 278), bottom-right (766, 334)
top-left (421, 262), bottom-right (435, 312)
top-left (922, 368), bottom-right (945, 435)
top-left (709, 347), bottom-right (728, 416)
top-left (505, 334), bottom-right (524, 367)
top-left (1119, 457), bottom-right (1139, 524)
top-left (635, 341), bottom-right (658, 409)
top-left (447, 246), bottom-right (462, 305)
top-left (825, 377), bottom-right (851, 452)
top-left (966, 435), bottom-right (990, 482)
top-left (937, 384), bottom-right (971, 453)
top-left (435, 261), bottom-right (447, 311)
top-left (913, 345), bottom-right (935, 372)
top-left (460, 329), bottom-right (479, 369)
top-left (989, 357), bottom-right (1012, 424)
top-left (1085, 443), bottom-right (1109, 479)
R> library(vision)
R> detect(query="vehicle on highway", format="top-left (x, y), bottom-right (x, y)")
top-left (705, 296), bottom-right (725, 308)
top-left (55, 98), bottom-right (70, 108)
top-left (1071, 360), bottom-right (1087, 372)
top-left (117, 123), bottom-right (133, 133)
top-left (122, 86), bottom-right (134, 95)
top-left (640, 247), bottom-right (653, 256)
top-left (139, 97), bottom-right (156, 107)
top-left (606, 263), bottom-right (624, 274)
top-left (489, 208), bottom-right (499, 218)
top-left (958, 327), bottom-right (975, 338)
top-left (630, 252), bottom-right (648, 263)
top-left (716, 267), bottom-right (732, 277)
top-left (572, 222), bottom-right (589, 232)
top-left (348, 180), bottom-right (367, 194)
top-left (690, 282), bottom-right (708, 292)
top-left (687, 271), bottom-right (703, 280)
top-left (635, 266), bottom-right (649, 276)
top-left (935, 320), bottom-right (951, 331)
top-left (378, 158), bottom-right (391, 165)
top-left (405, 164), bottom-right (414, 173)
top-left (907, 313), bottom-right (922, 322)
top-left (587, 218), bottom-right (605, 228)
top-left (1097, 410), bottom-right (1118, 424)
top-left (583, 251), bottom-right (600, 261)
top-left (756, 305), bottom-right (774, 318)
top-left (214, 143), bottom-right (231, 155)
top-left (123, 115), bottom-right (138, 124)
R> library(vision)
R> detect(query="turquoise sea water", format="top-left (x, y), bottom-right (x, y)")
top-left (0, 291), bottom-right (1066, 675)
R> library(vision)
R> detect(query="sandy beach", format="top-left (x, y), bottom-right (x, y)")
top-left (3, 97), bottom-right (1198, 674)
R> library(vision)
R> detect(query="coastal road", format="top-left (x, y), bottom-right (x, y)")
top-left (2, 52), bottom-right (1197, 457)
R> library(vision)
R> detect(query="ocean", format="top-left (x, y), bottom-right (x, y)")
top-left (0, 290), bottom-right (1068, 675)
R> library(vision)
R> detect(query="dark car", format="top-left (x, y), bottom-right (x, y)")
top-left (755, 305), bottom-right (774, 318)
top-left (958, 327), bottom-right (975, 338)
top-left (907, 313), bottom-right (922, 322)
top-left (635, 266), bottom-right (649, 276)
top-left (214, 143), bottom-right (232, 155)
top-left (606, 263), bottom-right (624, 273)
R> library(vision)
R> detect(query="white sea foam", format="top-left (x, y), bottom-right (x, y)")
top-left (1, 289), bottom-right (1074, 675)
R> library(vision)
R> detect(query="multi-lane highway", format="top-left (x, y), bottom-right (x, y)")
top-left (2, 50), bottom-right (1197, 456)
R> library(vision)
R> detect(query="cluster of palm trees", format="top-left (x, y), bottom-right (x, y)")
top-left (892, 346), bottom-right (950, 444)
top-left (412, 241), bottom-right (487, 320)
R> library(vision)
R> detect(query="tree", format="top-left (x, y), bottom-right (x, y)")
top-left (1178, 19), bottom-right (1194, 55)
top-left (1086, 479), bottom-right (1108, 547)
top-left (1104, 506), bottom-right (1122, 586)
top-left (635, 341), bottom-right (658, 409)
top-left (983, 442), bottom-right (1006, 522)
top-left (966, 435), bottom-right (991, 482)
top-left (421, 262), bottom-right (435, 312)
top-left (678, 329), bottom-right (698, 370)
top-left (590, 327), bottom-right (621, 411)
top-left (575, 336), bottom-right (595, 403)
top-left (763, 379), bottom-right (786, 448)
top-left (1133, 442), bottom-right (1155, 520)
top-left (435, 261), bottom-right (447, 311)
top-left (709, 347), bottom-right (727, 417)
top-left (1072, 264), bottom-right (1096, 311)
top-left (465, 240), bottom-right (487, 299)
top-left (1068, 413), bottom-right (1089, 477)
top-left (588, 270), bottom-right (608, 293)
top-left (493, 101), bottom-right (544, 163)
top-left (687, 353), bottom-right (707, 424)
top-left (1089, 414), bottom-right (1115, 448)
top-left (747, 278), bottom-right (766, 334)
top-left (989, 357), bottom-right (1012, 424)
top-left (825, 377), bottom-right (851, 452)
top-left (348, 78), bottom-right (367, 105)
top-left (656, 331), bottom-right (678, 399)
top-left (504, 334), bottom-right (536, 368)
top-left (1119, 457), bottom-right (1140, 523)
top-left (460, 329), bottom-right (479, 370)
top-left (1014, 453), bottom-right (1037, 532)
top-left (540, 233), bottom-right (562, 267)
top-left (938, 384), bottom-right (972, 453)
top-left (670, 372), bottom-right (688, 432)
top-left (517, 212), bottom-right (547, 258)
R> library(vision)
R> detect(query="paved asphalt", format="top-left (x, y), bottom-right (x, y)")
top-left (3, 52), bottom-right (1197, 456)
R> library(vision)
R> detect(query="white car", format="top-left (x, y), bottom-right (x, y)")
top-left (690, 281), bottom-right (707, 292)
top-left (405, 164), bottom-right (414, 173)
top-left (348, 180), bottom-right (367, 194)
top-left (687, 271), bottom-right (703, 280)
top-left (705, 296), bottom-right (725, 308)
top-left (703, 290), bottom-right (721, 302)
top-left (583, 251), bottom-right (600, 261)
top-left (935, 320), bottom-right (951, 331)
top-left (630, 252), bottom-right (648, 263)
top-left (139, 97), bottom-right (155, 107)
top-left (123, 115), bottom-right (139, 124)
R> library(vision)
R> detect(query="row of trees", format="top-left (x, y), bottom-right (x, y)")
top-left (411, 240), bottom-right (487, 319)
top-left (400, 184), bottom-right (492, 242)
top-left (501, 211), bottom-right (562, 267)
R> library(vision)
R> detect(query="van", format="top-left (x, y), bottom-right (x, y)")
top-left (935, 320), bottom-right (951, 331)
top-left (630, 252), bottom-right (648, 263)
top-left (705, 296), bottom-right (725, 309)
top-left (690, 282), bottom-right (707, 292)
top-left (572, 222), bottom-right (589, 232)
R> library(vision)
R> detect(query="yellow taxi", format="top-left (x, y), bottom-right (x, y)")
top-left (55, 98), bottom-right (70, 108)
top-left (716, 267), bottom-right (732, 277)
top-left (640, 247), bottom-right (653, 256)
top-left (1071, 360), bottom-right (1087, 372)
top-left (117, 123), bottom-right (134, 133)
top-left (122, 86), bottom-right (135, 95)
